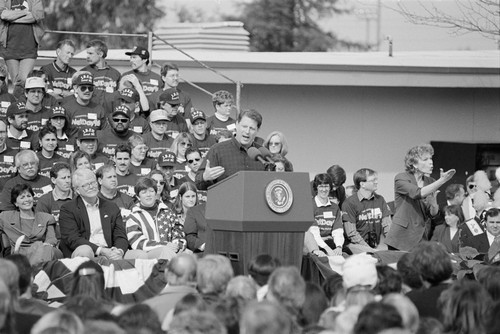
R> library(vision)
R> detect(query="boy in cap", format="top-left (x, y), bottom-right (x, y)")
top-left (82, 39), bottom-right (121, 94)
top-left (143, 109), bottom-right (174, 159)
top-left (98, 105), bottom-right (134, 159)
top-left (190, 109), bottom-right (217, 157)
top-left (5, 101), bottom-right (37, 152)
top-left (61, 71), bottom-right (107, 131)
top-left (147, 62), bottom-right (193, 121)
top-left (122, 46), bottom-right (163, 96)
top-left (76, 127), bottom-right (109, 170)
top-left (40, 39), bottom-right (77, 99)
top-left (0, 63), bottom-right (17, 122)
top-left (157, 150), bottom-right (182, 199)
top-left (48, 105), bottom-right (78, 160)
top-left (159, 88), bottom-right (188, 138)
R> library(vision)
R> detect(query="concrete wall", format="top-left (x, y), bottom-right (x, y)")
top-left (183, 83), bottom-right (500, 201)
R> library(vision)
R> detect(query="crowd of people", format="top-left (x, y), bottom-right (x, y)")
top-left (0, 2), bottom-right (499, 332)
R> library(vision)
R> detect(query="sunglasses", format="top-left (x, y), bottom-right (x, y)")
top-left (468, 184), bottom-right (477, 190)
top-left (188, 158), bottom-right (201, 164)
top-left (79, 85), bottom-right (94, 92)
top-left (269, 142), bottom-right (281, 146)
top-left (112, 118), bottom-right (129, 123)
top-left (156, 180), bottom-right (165, 186)
top-left (0, 76), bottom-right (5, 81)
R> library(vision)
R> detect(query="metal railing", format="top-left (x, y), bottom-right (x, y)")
top-left (44, 29), bottom-right (243, 116)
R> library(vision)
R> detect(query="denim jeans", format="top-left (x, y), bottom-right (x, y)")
top-left (6, 58), bottom-right (36, 98)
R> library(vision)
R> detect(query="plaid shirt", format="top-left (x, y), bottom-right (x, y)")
top-left (195, 137), bottom-right (265, 190)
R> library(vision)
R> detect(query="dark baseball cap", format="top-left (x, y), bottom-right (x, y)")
top-left (6, 102), bottom-right (29, 118)
top-left (125, 46), bottom-right (150, 59)
top-left (159, 88), bottom-right (180, 106)
top-left (119, 88), bottom-right (139, 103)
top-left (78, 127), bottom-right (98, 140)
top-left (158, 151), bottom-right (176, 167)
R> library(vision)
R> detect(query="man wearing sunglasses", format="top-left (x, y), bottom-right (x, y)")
top-left (98, 105), bottom-right (133, 159)
top-left (61, 71), bottom-right (106, 131)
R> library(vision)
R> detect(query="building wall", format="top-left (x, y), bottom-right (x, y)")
top-left (185, 83), bottom-right (500, 201)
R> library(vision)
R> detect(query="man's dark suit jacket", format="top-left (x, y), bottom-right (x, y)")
top-left (59, 196), bottom-right (128, 257)
top-left (461, 232), bottom-right (490, 256)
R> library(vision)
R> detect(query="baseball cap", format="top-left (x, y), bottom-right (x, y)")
top-left (158, 151), bottom-right (176, 167)
top-left (73, 73), bottom-right (94, 86)
top-left (125, 46), bottom-right (149, 59)
top-left (119, 88), bottom-right (139, 103)
top-left (190, 109), bottom-right (206, 123)
top-left (78, 127), bottom-right (98, 140)
top-left (149, 109), bottom-right (168, 123)
top-left (112, 105), bottom-right (131, 118)
top-left (25, 77), bottom-right (45, 90)
top-left (342, 253), bottom-right (378, 290)
top-left (159, 88), bottom-right (180, 106)
top-left (6, 101), bottom-right (29, 118)
top-left (49, 105), bottom-right (67, 119)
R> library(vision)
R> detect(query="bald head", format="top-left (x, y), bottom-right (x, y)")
top-left (166, 253), bottom-right (197, 286)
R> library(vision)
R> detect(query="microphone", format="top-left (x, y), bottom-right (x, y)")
top-left (258, 147), bottom-right (275, 164)
top-left (248, 147), bottom-right (268, 165)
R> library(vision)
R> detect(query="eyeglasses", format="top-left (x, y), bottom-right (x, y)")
top-left (79, 85), bottom-right (94, 92)
top-left (21, 161), bottom-right (37, 168)
top-left (0, 76), bottom-right (5, 82)
top-left (112, 118), bottom-right (129, 123)
top-left (79, 180), bottom-right (98, 190)
top-left (269, 142), bottom-right (281, 146)
top-left (365, 178), bottom-right (378, 183)
top-left (179, 142), bottom-right (191, 147)
top-left (188, 158), bottom-right (201, 164)
top-left (134, 145), bottom-right (149, 151)
top-left (28, 89), bottom-right (44, 95)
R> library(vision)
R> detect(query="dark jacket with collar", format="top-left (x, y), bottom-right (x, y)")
top-left (59, 195), bottom-right (128, 257)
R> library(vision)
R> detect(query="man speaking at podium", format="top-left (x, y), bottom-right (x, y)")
top-left (196, 109), bottom-right (265, 190)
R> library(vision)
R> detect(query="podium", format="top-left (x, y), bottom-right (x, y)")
top-left (205, 171), bottom-right (314, 275)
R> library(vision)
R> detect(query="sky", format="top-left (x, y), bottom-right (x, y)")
top-left (157, 0), bottom-right (499, 51)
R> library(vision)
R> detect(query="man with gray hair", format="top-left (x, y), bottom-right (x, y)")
top-left (59, 168), bottom-right (128, 259)
top-left (0, 149), bottom-right (52, 211)
top-left (143, 253), bottom-right (198, 323)
top-left (197, 254), bottom-right (234, 306)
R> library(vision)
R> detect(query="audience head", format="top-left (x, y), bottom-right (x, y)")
top-left (438, 279), bottom-right (492, 334)
top-left (50, 162), bottom-right (72, 191)
top-left (240, 300), bottom-right (291, 334)
top-left (70, 150), bottom-right (92, 172)
top-left (5, 254), bottom-right (32, 296)
top-left (0, 258), bottom-right (20, 299)
top-left (15, 149), bottom-right (39, 179)
top-left (173, 181), bottom-right (198, 214)
top-left (225, 276), bottom-right (258, 303)
top-left (69, 260), bottom-right (106, 301)
top-left (353, 302), bottom-right (403, 334)
top-left (197, 255), bottom-right (234, 296)
top-left (169, 310), bottom-right (227, 334)
top-left (353, 168), bottom-right (378, 191)
top-left (383, 293), bottom-right (419, 334)
top-left (321, 272), bottom-right (344, 305)
top-left (404, 144), bottom-right (434, 174)
top-left (116, 304), bottom-right (162, 334)
top-left (485, 208), bottom-right (500, 240)
top-left (266, 266), bottom-right (306, 316)
top-left (173, 293), bottom-right (208, 316)
top-left (10, 183), bottom-right (35, 210)
top-left (342, 253), bottom-right (378, 291)
top-left (411, 241), bottom-right (452, 286)
top-left (212, 90), bottom-right (234, 114)
top-left (84, 320), bottom-right (126, 334)
top-left (166, 253), bottom-right (197, 287)
top-left (476, 265), bottom-right (500, 302)
top-left (264, 131), bottom-right (289, 156)
top-left (63, 295), bottom-right (111, 321)
top-left (397, 253), bottom-right (423, 291)
top-left (31, 310), bottom-right (84, 334)
top-left (0, 279), bottom-right (15, 334)
top-left (445, 184), bottom-right (466, 205)
top-left (300, 282), bottom-right (329, 327)
top-left (375, 265), bottom-right (403, 296)
top-left (313, 173), bottom-right (333, 196)
top-left (474, 170), bottom-right (492, 192)
top-left (247, 254), bottom-right (281, 287)
top-left (326, 164), bottom-right (346, 189)
top-left (443, 204), bottom-right (465, 227)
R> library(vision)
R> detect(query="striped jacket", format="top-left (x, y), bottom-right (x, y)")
top-left (126, 202), bottom-right (185, 251)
